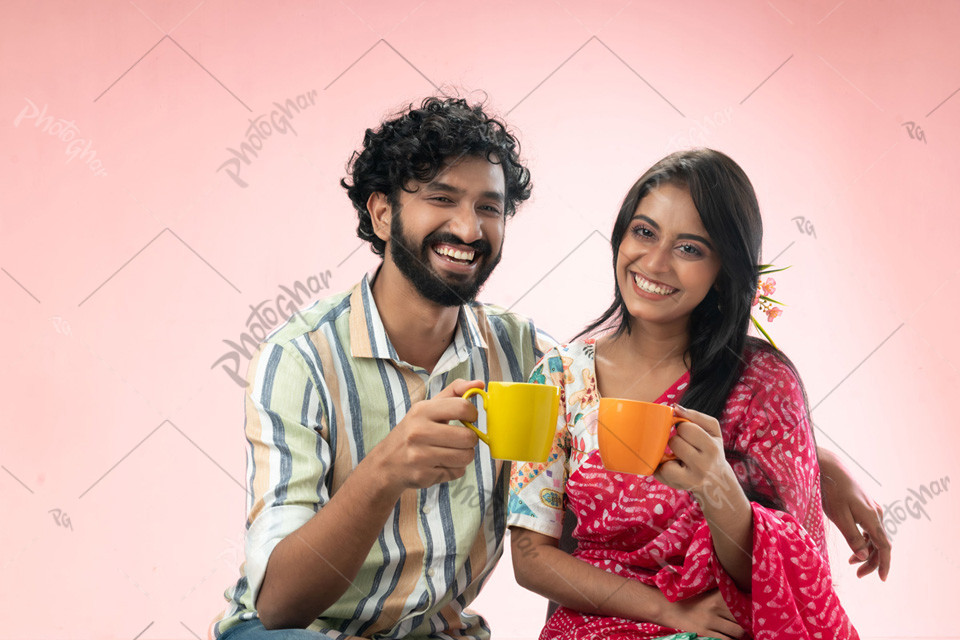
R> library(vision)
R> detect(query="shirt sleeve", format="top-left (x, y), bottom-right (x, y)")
top-left (507, 348), bottom-right (570, 539)
top-left (241, 340), bottom-right (333, 605)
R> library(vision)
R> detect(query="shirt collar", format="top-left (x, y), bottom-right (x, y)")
top-left (349, 272), bottom-right (489, 364)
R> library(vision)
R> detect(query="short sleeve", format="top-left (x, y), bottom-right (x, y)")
top-left (507, 348), bottom-right (570, 539)
top-left (241, 340), bottom-right (333, 604)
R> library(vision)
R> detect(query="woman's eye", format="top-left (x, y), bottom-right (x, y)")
top-left (678, 243), bottom-right (703, 257)
top-left (631, 225), bottom-right (654, 239)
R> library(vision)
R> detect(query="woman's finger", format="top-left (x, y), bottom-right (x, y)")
top-left (673, 403), bottom-right (722, 438)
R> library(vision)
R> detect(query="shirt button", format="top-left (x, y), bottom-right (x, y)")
top-left (426, 568), bottom-right (435, 577)
top-left (422, 504), bottom-right (432, 514)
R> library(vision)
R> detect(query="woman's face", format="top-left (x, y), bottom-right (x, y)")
top-left (616, 182), bottom-right (722, 331)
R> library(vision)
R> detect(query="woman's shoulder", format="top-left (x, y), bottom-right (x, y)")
top-left (529, 339), bottom-right (595, 385)
top-left (737, 338), bottom-right (804, 399)
top-left (544, 338), bottom-right (597, 362)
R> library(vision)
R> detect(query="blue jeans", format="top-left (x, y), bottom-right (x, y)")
top-left (219, 619), bottom-right (332, 640)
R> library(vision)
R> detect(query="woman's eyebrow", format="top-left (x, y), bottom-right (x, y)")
top-left (632, 214), bottom-right (714, 249)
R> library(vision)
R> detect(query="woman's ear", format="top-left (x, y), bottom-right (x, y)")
top-left (367, 192), bottom-right (392, 242)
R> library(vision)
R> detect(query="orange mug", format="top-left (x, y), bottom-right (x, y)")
top-left (597, 398), bottom-right (689, 475)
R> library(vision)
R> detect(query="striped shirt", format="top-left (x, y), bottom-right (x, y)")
top-left (214, 274), bottom-right (551, 639)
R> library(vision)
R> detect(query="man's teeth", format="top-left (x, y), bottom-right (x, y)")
top-left (435, 246), bottom-right (475, 262)
top-left (633, 273), bottom-right (676, 295)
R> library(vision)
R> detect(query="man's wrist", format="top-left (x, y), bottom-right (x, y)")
top-left (353, 446), bottom-right (405, 508)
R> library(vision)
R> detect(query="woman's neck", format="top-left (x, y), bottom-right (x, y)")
top-left (594, 319), bottom-right (691, 401)
top-left (613, 317), bottom-right (690, 367)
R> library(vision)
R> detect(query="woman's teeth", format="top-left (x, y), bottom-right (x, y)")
top-left (633, 273), bottom-right (677, 295)
top-left (435, 246), bottom-right (476, 263)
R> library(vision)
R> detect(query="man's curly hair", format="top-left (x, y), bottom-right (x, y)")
top-left (341, 96), bottom-right (532, 256)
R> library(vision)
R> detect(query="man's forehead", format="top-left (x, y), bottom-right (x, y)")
top-left (417, 156), bottom-right (506, 195)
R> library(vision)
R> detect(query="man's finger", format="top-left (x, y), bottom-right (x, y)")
top-left (422, 397), bottom-right (482, 425)
top-left (436, 378), bottom-right (484, 399)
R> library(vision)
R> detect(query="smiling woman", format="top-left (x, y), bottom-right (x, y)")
top-left (508, 149), bottom-right (860, 639)
top-left (616, 183), bottom-right (722, 331)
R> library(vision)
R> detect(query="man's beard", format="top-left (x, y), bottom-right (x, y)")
top-left (389, 213), bottom-right (501, 307)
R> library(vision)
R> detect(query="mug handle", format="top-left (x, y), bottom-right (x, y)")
top-left (662, 417), bottom-right (694, 462)
top-left (461, 388), bottom-right (491, 445)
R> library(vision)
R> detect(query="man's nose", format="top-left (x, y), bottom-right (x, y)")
top-left (447, 203), bottom-right (483, 244)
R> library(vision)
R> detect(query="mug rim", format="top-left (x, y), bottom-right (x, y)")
top-left (598, 397), bottom-right (672, 409)
top-left (490, 381), bottom-right (560, 390)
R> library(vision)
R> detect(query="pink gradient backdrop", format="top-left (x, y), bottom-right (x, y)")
top-left (2, 1), bottom-right (957, 638)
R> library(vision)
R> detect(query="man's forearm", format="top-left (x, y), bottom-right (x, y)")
top-left (256, 455), bottom-right (402, 629)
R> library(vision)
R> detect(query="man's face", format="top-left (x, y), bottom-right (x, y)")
top-left (386, 156), bottom-right (506, 306)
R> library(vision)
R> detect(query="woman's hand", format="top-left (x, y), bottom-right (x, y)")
top-left (654, 405), bottom-right (740, 505)
top-left (818, 446), bottom-right (891, 581)
top-left (661, 589), bottom-right (745, 640)
top-left (655, 404), bottom-right (753, 593)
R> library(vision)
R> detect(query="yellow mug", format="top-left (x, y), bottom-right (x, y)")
top-left (461, 382), bottom-right (560, 462)
top-left (598, 398), bottom-right (689, 475)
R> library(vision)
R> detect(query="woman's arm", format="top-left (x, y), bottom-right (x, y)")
top-left (511, 526), bottom-right (745, 638)
top-left (511, 526), bottom-right (667, 620)
top-left (818, 446), bottom-right (891, 580)
top-left (654, 406), bottom-right (754, 592)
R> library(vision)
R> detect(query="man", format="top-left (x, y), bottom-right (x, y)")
top-left (213, 97), bottom-right (889, 639)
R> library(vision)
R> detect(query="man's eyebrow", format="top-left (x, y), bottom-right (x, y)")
top-left (426, 181), bottom-right (504, 202)
top-left (631, 214), bottom-right (714, 249)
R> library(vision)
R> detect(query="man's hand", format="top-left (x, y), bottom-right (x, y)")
top-left (368, 379), bottom-right (484, 493)
top-left (660, 589), bottom-right (745, 640)
top-left (818, 446), bottom-right (891, 581)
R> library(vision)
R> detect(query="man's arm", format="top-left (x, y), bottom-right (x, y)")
top-left (256, 378), bottom-right (483, 629)
top-left (817, 446), bottom-right (891, 581)
top-left (239, 340), bottom-right (484, 629)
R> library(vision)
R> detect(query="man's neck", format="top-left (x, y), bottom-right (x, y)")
top-left (370, 265), bottom-right (462, 373)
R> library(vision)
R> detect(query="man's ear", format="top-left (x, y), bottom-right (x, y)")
top-left (367, 192), bottom-right (392, 242)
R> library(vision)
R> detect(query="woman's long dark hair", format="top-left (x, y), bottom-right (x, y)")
top-left (581, 149), bottom-right (812, 511)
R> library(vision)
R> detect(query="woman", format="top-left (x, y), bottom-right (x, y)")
top-left (508, 149), bottom-right (858, 639)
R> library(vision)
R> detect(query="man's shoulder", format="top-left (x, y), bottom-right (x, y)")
top-left (470, 300), bottom-right (531, 329)
top-left (264, 285), bottom-right (355, 348)
top-left (469, 301), bottom-right (557, 349)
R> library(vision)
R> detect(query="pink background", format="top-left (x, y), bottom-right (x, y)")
top-left (2, 1), bottom-right (958, 638)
